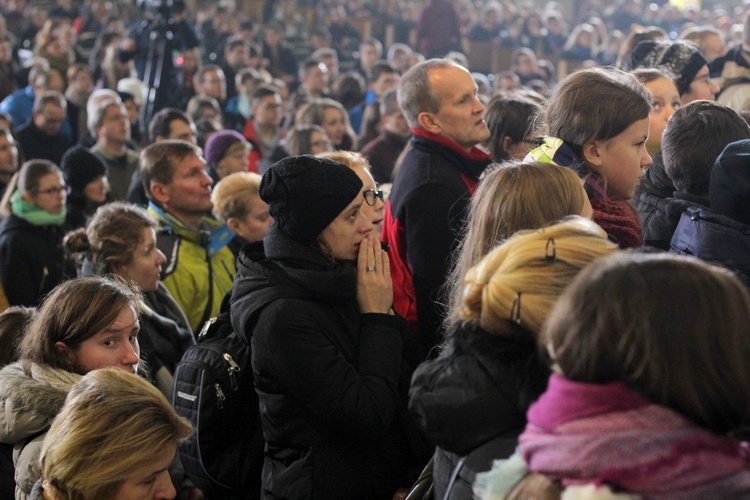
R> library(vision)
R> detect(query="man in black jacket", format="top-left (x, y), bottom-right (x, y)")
top-left (15, 91), bottom-right (72, 166)
top-left (381, 59), bottom-right (492, 358)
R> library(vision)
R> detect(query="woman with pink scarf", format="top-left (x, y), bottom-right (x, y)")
top-left (476, 253), bottom-right (750, 498)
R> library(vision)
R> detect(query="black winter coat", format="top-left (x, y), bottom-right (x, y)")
top-left (409, 323), bottom-right (550, 499)
top-left (230, 226), bottom-right (426, 499)
top-left (0, 215), bottom-right (68, 306)
top-left (635, 189), bottom-right (709, 251)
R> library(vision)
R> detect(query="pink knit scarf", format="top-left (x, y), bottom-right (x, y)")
top-left (520, 374), bottom-right (750, 497)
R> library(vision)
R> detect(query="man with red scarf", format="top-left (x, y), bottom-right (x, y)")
top-left (382, 59), bottom-right (492, 358)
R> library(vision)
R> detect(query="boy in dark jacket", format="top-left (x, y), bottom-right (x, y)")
top-left (639, 100), bottom-right (750, 250)
top-left (671, 138), bottom-right (750, 287)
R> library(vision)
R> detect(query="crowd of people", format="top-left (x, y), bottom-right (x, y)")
top-left (0, 0), bottom-right (750, 498)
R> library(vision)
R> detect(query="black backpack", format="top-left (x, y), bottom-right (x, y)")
top-left (171, 305), bottom-right (264, 499)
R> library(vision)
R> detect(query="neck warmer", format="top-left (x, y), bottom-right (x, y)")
top-left (10, 190), bottom-right (67, 226)
top-left (589, 196), bottom-right (642, 249)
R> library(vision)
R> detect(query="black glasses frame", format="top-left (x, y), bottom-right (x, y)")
top-left (362, 188), bottom-right (384, 206)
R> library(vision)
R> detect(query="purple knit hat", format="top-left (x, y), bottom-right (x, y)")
top-left (203, 130), bottom-right (249, 169)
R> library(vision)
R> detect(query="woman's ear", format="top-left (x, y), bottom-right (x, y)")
top-left (226, 217), bottom-right (242, 235)
top-left (582, 141), bottom-right (603, 169)
top-left (54, 341), bottom-right (74, 365)
top-left (502, 136), bottom-right (515, 155)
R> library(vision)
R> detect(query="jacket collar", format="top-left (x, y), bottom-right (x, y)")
top-left (412, 128), bottom-right (492, 165)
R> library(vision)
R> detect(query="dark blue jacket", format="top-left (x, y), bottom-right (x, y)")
top-left (670, 207), bottom-right (750, 287)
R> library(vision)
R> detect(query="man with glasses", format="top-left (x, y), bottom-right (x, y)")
top-left (15, 91), bottom-right (73, 166)
top-left (242, 86), bottom-right (283, 174)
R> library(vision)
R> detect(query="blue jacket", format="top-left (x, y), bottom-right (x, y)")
top-left (670, 207), bottom-right (750, 288)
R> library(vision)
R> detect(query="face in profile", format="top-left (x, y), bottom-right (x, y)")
top-left (229, 196), bottom-right (272, 243)
top-left (83, 174), bottom-right (109, 204)
top-left (349, 163), bottom-right (384, 238)
top-left (426, 64), bottom-right (490, 152)
top-left (114, 227), bottom-right (166, 293)
top-left (320, 194), bottom-right (374, 261)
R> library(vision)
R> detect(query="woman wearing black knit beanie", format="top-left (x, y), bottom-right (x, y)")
top-left (231, 155), bottom-right (427, 499)
top-left (60, 145), bottom-right (109, 231)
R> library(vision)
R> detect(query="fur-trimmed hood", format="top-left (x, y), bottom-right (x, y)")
top-left (0, 360), bottom-right (80, 443)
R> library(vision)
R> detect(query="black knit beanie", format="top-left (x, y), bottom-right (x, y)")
top-left (710, 139), bottom-right (750, 226)
top-left (630, 40), bottom-right (707, 96)
top-left (260, 155), bottom-right (363, 243)
top-left (60, 146), bottom-right (107, 193)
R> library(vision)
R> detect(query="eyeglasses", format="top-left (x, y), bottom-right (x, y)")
top-left (362, 188), bottom-right (383, 206)
top-left (34, 185), bottom-right (66, 196)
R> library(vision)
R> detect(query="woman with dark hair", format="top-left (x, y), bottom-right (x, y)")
top-left (268, 124), bottom-right (332, 163)
top-left (0, 276), bottom-right (141, 499)
top-left (296, 98), bottom-right (357, 151)
top-left (60, 146), bottom-right (109, 231)
top-left (481, 96), bottom-right (541, 163)
top-left (477, 253), bottom-right (750, 497)
top-left (0, 160), bottom-right (70, 306)
top-left (231, 155), bottom-right (425, 498)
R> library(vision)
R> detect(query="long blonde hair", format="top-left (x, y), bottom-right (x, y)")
top-left (458, 217), bottom-right (618, 335)
top-left (445, 161), bottom-right (587, 329)
top-left (40, 368), bottom-right (193, 499)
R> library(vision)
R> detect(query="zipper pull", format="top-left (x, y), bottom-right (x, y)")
top-left (197, 317), bottom-right (218, 340)
top-left (215, 383), bottom-right (225, 409)
top-left (224, 353), bottom-right (241, 391)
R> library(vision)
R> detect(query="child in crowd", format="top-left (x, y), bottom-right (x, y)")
top-left (481, 96), bottom-right (542, 164)
top-left (632, 68), bottom-right (681, 157)
top-left (444, 161), bottom-right (593, 334)
top-left (640, 101), bottom-right (750, 250)
top-left (527, 67), bottom-right (652, 248)
top-left (476, 252), bottom-right (750, 497)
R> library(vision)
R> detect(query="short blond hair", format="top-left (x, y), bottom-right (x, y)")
top-left (459, 217), bottom-right (618, 335)
top-left (210, 171), bottom-right (262, 222)
top-left (317, 150), bottom-right (370, 171)
top-left (40, 368), bottom-right (193, 499)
